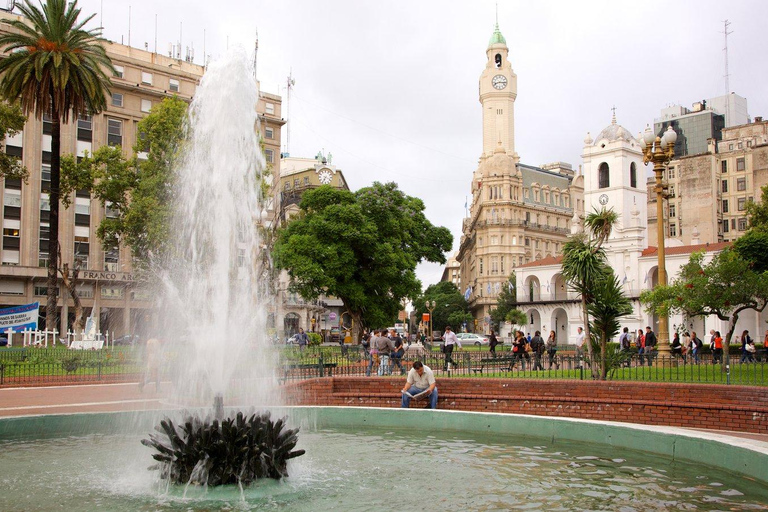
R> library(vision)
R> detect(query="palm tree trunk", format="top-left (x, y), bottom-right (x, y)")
top-left (45, 114), bottom-right (61, 332)
top-left (580, 297), bottom-right (594, 378)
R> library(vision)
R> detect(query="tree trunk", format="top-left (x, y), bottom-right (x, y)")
top-left (349, 310), bottom-right (364, 344)
top-left (723, 312), bottom-right (740, 370)
top-left (59, 262), bottom-right (85, 333)
top-left (46, 114), bottom-right (61, 332)
top-left (580, 297), bottom-right (599, 379)
top-left (599, 335), bottom-right (607, 380)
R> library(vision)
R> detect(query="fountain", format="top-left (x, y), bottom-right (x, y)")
top-left (1, 48), bottom-right (768, 509)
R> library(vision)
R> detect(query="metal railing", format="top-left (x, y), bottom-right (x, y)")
top-left (276, 345), bottom-right (768, 386)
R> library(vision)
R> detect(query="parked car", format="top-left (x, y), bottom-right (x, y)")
top-left (457, 333), bottom-right (490, 345)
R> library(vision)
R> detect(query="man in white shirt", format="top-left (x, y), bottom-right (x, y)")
top-left (442, 325), bottom-right (462, 371)
top-left (401, 361), bottom-right (437, 409)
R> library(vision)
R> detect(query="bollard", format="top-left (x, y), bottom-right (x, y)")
top-left (318, 356), bottom-right (325, 377)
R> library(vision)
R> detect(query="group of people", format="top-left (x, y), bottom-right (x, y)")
top-left (501, 329), bottom-right (559, 370)
top-left (362, 328), bottom-right (406, 376)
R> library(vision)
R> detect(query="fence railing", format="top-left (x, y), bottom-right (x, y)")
top-left (277, 345), bottom-right (768, 386)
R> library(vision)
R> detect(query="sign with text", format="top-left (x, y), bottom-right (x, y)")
top-left (0, 302), bottom-right (39, 332)
top-left (80, 271), bottom-right (135, 282)
top-left (422, 313), bottom-right (430, 322)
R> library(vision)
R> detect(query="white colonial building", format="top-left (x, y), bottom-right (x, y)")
top-left (513, 115), bottom-right (767, 345)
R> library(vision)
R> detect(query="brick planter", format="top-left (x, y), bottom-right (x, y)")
top-left (282, 377), bottom-right (768, 434)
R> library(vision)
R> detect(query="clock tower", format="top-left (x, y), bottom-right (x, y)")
top-left (479, 23), bottom-right (518, 159)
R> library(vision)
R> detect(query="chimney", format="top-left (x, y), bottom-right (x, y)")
top-left (756, 116), bottom-right (763, 122)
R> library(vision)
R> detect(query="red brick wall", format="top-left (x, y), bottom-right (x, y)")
top-left (282, 377), bottom-right (768, 434)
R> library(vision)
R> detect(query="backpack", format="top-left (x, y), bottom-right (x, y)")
top-left (694, 337), bottom-right (703, 350)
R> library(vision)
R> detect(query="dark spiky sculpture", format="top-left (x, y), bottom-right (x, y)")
top-left (141, 410), bottom-right (306, 485)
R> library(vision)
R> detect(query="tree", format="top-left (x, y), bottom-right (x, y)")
top-left (733, 185), bottom-right (768, 273)
top-left (0, 101), bottom-right (27, 180)
top-left (587, 272), bottom-right (632, 379)
top-left (561, 207), bottom-right (623, 379)
top-left (641, 250), bottom-right (768, 367)
top-left (273, 182), bottom-right (453, 342)
top-left (0, 0), bottom-right (114, 330)
top-left (505, 308), bottom-right (528, 334)
top-left (413, 281), bottom-right (471, 334)
top-left (490, 274), bottom-right (517, 329)
top-left (61, 97), bottom-right (188, 267)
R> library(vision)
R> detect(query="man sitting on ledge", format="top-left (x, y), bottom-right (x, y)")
top-left (401, 361), bottom-right (438, 409)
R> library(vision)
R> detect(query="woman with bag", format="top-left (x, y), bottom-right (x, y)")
top-left (636, 329), bottom-right (645, 366)
top-left (546, 330), bottom-right (559, 369)
top-left (741, 330), bottom-right (755, 363)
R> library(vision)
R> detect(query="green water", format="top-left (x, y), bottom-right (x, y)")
top-left (1, 425), bottom-right (766, 511)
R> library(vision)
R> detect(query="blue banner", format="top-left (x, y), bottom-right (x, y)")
top-left (0, 302), bottom-right (40, 332)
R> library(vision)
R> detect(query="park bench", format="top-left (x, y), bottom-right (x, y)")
top-left (281, 362), bottom-right (338, 382)
top-left (468, 356), bottom-right (516, 374)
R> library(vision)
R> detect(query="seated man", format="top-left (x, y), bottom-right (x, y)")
top-left (400, 361), bottom-right (437, 409)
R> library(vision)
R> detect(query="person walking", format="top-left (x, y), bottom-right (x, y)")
top-left (374, 329), bottom-right (395, 376)
top-left (442, 326), bottom-right (462, 371)
top-left (740, 330), bottom-right (754, 363)
top-left (670, 333), bottom-right (683, 360)
top-left (362, 332), bottom-right (375, 377)
top-left (636, 329), bottom-right (645, 366)
top-left (644, 326), bottom-right (657, 366)
top-left (681, 332), bottom-right (691, 363)
top-left (530, 330), bottom-right (545, 371)
top-left (712, 331), bottom-right (724, 364)
top-left (488, 330), bottom-right (499, 359)
top-left (389, 329), bottom-right (406, 375)
top-left (618, 327), bottom-right (631, 367)
top-left (296, 328), bottom-right (309, 351)
top-left (690, 331), bottom-right (702, 364)
top-left (546, 330), bottom-right (559, 369)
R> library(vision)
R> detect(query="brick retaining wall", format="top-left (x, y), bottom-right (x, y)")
top-left (282, 377), bottom-right (768, 434)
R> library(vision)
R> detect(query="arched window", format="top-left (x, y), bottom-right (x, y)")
top-left (598, 162), bottom-right (610, 189)
top-left (630, 162), bottom-right (637, 188)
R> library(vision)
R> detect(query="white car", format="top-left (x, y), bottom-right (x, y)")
top-left (456, 333), bottom-right (490, 345)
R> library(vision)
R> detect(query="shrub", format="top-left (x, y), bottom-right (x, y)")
top-left (308, 332), bottom-right (322, 346)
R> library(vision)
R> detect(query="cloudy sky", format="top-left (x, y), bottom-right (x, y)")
top-left (76, 0), bottom-right (768, 289)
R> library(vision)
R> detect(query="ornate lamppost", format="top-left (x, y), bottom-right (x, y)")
top-left (639, 125), bottom-right (677, 359)
top-left (425, 300), bottom-right (436, 345)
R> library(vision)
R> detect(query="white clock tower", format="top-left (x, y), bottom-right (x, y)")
top-left (479, 23), bottom-right (518, 160)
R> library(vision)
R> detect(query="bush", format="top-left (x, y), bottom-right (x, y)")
top-left (308, 332), bottom-right (322, 346)
top-left (61, 354), bottom-right (82, 373)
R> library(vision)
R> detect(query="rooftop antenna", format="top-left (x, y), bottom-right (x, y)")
top-left (127, 5), bottom-right (131, 47)
top-left (722, 19), bottom-right (733, 125)
top-left (154, 14), bottom-right (157, 54)
top-left (99, 0), bottom-right (102, 30)
top-left (179, 22), bottom-right (183, 59)
top-left (286, 71), bottom-right (295, 156)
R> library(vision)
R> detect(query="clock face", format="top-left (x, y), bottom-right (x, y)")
top-left (599, 194), bottom-right (609, 206)
top-left (492, 74), bottom-right (507, 90)
top-left (318, 170), bottom-right (333, 185)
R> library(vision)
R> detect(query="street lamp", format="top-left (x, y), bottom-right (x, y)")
top-left (639, 124), bottom-right (677, 359)
top-left (425, 300), bottom-right (436, 344)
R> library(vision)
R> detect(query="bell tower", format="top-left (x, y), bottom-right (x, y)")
top-left (479, 23), bottom-right (518, 160)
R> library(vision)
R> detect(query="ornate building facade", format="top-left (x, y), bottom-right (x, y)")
top-left (455, 24), bottom-right (583, 330)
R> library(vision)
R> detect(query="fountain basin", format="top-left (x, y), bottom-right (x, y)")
top-left (1, 406), bottom-right (767, 510)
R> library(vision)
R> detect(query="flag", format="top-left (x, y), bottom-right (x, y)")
top-left (622, 274), bottom-right (628, 285)
top-left (644, 271), bottom-right (649, 284)
top-left (464, 286), bottom-right (471, 300)
top-left (509, 280), bottom-right (515, 291)
top-left (487, 283), bottom-right (492, 295)
top-left (546, 283), bottom-right (551, 292)
top-left (495, 282), bottom-right (500, 293)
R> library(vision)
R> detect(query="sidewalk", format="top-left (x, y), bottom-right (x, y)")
top-left (0, 382), bottom-right (168, 418)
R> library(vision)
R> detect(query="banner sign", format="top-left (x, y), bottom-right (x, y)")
top-left (0, 302), bottom-right (40, 332)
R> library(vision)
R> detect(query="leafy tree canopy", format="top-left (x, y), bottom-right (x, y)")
top-left (733, 185), bottom-right (768, 273)
top-left (61, 96), bottom-right (188, 266)
top-left (490, 274), bottom-right (517, 326)
top-left (640, 249), bottom-right (768, 364)
top-left (413, 281), bottom-right (471, 333)
top-left (273, 181), bottom-right (452, 336)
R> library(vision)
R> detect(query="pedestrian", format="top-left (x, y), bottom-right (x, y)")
top-left (575, 326), bottom-right (586, 369)
top-left (681, 332), bottom-right (691, 363)
top-left (712, 330), bottom-right (724, 364)
top-left (709, 329), bottom-right (716, 352)
top-left (138, 337), bottom-right (161, 393)
top-left (644, 326), bottom-right (657, 365)
top-left (740, 330), bottom-right (754, 363)
top-left (362, 332), bottom-right (375, 377)
top-left (374, 328), bottom-right (395, 375)
top-left (296, 328), bottom-right (309, 351)
top-left (488, 330), bottom-right (499, 359)
top-left (546, 330), bottom-right (559, 369)
top-left (690, 331), bottom-right (702, 364)
top-left (389, 328), bottom-right (406, 375)
top-left (511, 330), bottom-right (528, 370)
top-left (636, 328), bottom-right (645, 365)
top-left (442, 325), bottom-right (462, 371)
top-left (400, 361), bottom-right (437, 409)
top-left (619, 327), bottom-right (630, 352)
top-left (670, 332), bottom-right (683, 359)
top-left (530, 330), bottom-right (545, 370)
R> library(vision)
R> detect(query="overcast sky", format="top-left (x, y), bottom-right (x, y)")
top-left (76, 0), bottom-right (768, 289)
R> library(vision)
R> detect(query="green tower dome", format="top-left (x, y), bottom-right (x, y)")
top-left (488, 23), bottom-right (506, 47)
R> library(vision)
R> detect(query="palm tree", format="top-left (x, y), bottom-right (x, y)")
top-left (0, 0), bottom-right (114, 330)
top-left (587, 272), bottom-right (632, 379)
top-left (561, 207), bottom-right (619, 379)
